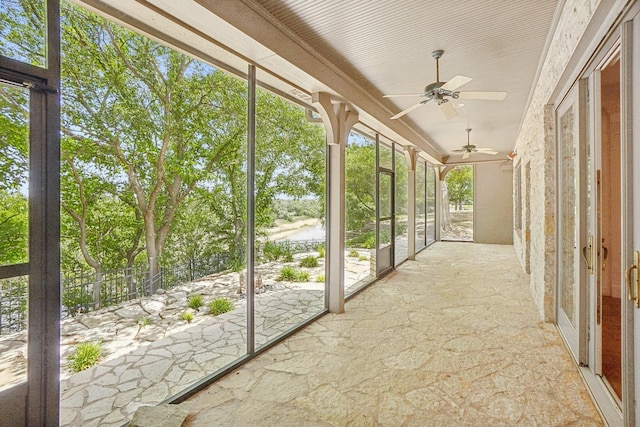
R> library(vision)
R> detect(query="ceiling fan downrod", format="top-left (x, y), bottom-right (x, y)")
top-left (432, 49), bottom-right (444, 83)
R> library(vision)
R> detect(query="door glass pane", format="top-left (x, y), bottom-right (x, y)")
top-left (394, 146), bottom-right (408, 264)
top-left (599, 57), bottom-right (622, 400)
top-left (379, 141), bottom-right (392, 170)
top-left (379, 172), bottom-right (392, 219)
top-left (559, 105), bottom-right (577, 328)
top-left (379, 219), bottom-right (392, 248)
top-left (345, 131), bottom-right (375, 296)
top-left (0, 0), bottom-right (46, 67)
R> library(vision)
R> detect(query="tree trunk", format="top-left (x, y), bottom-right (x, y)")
top-left (441, 181), bottom-right (452, 231)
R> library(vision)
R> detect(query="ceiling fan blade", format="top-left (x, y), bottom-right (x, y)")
top-left (476, 148), bottom-right (499, 155)
top-left (462, 151), bottom-right (471, 160)
top-left (441, 75), bottom-right (472, 91)
top-left (451, 149), bottom-right (464, 153)
top-left (457, 91), bottom-right (507, 100)
top-left (383, 93), bottom-right (424, 98)
top-left (438, 101), bottom-right (458, 120)
top-left (391, 102), bottom-right (424, 119)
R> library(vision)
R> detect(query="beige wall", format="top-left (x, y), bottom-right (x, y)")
top-left (513, 0), bottom-right (606, 320)
top-left (475, 163), bottom-right (513, 244)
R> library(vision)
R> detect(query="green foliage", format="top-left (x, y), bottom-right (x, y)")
top-left (346, 231), bottom-right (376, 249)
top-left (0, 2), bottom-right (327, 279)
top-left (187, 295), bottom-right (204, 310)
top-left (273, 199), bottom-right (322, 221)
top-left (358, 255), bottom-right (369, 261)
top-left (316, 274), bottom-right (325, 283)
top-left (180, 312), bottom-right (194, 323)
top-left (263, 241), bottom-right (285, 261)
top-left (208, 298), bottom-right (234, 316)
top-left (62, 286), bottom-right (92, 316)
top-left (278, 266), bottom-right (309, 282)
top-left (229, 257), bottom-right (245, 273)
top-left (345, 136), bottom-right (376, 232)
top-left (68, 341), bottom-right (104, 373)
top-left (283, 252), bottom-right (294, 263)
top-left (296, 270), bottom-right (310, 282)
top-left (278, 266), bottom-right (297, 281)
top-left (299, 256), bottom-right (318, 268)
top-left (0, 190), bottom-right (28, 265)
top-left (315, 244), bottom-right (325, 258)
top-left (445, 166), bottom-right (473, 210)
top-left (348, 249), bottom-right (360, 258)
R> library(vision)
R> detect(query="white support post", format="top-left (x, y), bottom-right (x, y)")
top-left (312, 92), bottom-right (358, 313)
top-left (405, 147), bottom-right (418, 260)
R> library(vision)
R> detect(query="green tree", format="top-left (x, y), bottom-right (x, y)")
top-left (0, 190), bottom-right (28, 265)
top-left (345, 134), bottom-right (376, 231)
top-left (445, 165), bottom-right (473, 211)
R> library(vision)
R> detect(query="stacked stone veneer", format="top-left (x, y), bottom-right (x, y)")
top-left (513, 0), bottom-right (600, 320)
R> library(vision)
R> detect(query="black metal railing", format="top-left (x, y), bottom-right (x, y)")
top-left (0, 240), bottom-right (325, 335)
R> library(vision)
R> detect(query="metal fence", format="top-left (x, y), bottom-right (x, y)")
top-left (0, 239), bottom-right (324, 335)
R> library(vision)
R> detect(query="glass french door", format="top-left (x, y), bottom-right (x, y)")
top-left (376, 140), bottom-right (394, 276)
top-left (556, 79), bottom-right (588, 365)
top-left (376, 169), bottom-right (393, 276)
top-left (591, 51), bottom-right (624, 404)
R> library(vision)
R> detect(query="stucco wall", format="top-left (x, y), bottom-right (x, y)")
top-left (475, 163), bottom-right (513, 244)
top-left (513, 0), bottom-right (600, 320)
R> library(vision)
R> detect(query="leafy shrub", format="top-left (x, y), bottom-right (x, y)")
top-left (296, 270), bottom-right (310, 282)
top-left (358, 255), bottom-right (369, 261)
top-left (362, 236), bottom-right (376, 249)
top-left (208, 298), bottom-right (234, 316)
top-left (188, 294), bottom-right (204, 310)
top-left (68, 341), bottom-right (104, 373)
top-left (348, 249), bottom-right (360, 257)
top-left (283, 252), bottom-right (294, 263)
top-left (278, 266), bottom-right (309, 282)
top-left (316, 245), bottom-right (325, 258)
top-left (229, 257), bottom-right (245, 272)
top-left (316, 274), bottom-right (325, 283)
top-left (299, 256), bottom-right (318, 268)
top-left (62, 286), bottom-right (93, 316)
top-left (263, 241), bottom-right (284, 261)
top-left (279, 266), bottom-right (297, 281)
top-left (180, 312), bottom-right (194, 323)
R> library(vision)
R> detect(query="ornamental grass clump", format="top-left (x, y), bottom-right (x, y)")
top-left (188, 294), bottom-right (204, 310)
top-left (299, 256), bottom-right (318, 268)
top-left (68, 341), bottom-right (104, 373)
top-left (180, 312), bottom-right (194, 323)
top-left (208, 298), bottom-right (234, 316)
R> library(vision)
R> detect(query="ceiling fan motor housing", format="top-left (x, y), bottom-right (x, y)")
top-left (423, 81), bottom-right (459, 104)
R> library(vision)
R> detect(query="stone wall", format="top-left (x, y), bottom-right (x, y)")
top-left (513, 0), bottom-right (600, 320)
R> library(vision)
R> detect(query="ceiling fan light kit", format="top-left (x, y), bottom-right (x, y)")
top-left (451, 128), bottom-right (498, 160)
top-left (385, 50), bottom-right (507, 120)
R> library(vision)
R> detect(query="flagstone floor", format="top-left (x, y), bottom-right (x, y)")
top-left (181, 243), bottom-right (603, 426)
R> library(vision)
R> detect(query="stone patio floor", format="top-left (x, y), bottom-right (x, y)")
top-left (180, 243), bottom-right (603, 426)
top-left (57, 252), bottom-right (373, 426)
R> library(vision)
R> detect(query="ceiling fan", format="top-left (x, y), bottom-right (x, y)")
top-left (384, 50), bottom-right (507, 120)
top-left (452, 128), bottom-right (498, 160)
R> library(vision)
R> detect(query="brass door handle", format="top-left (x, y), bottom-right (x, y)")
top-left (582, 235), bottom-right (594, 275)
top-left (626, 251), bottom-right (640, 309)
